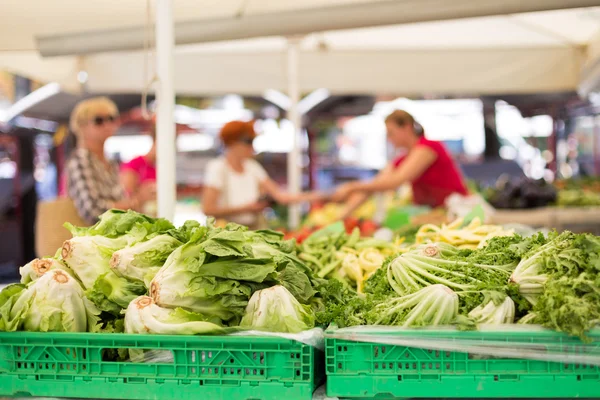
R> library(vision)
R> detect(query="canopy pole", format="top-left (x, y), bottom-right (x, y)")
top-left (155, 0), bottom-right (176, 221)
top-left (286, 37), bottom-right (302, 230)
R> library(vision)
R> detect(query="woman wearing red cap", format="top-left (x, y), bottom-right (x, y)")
top-left (333, 110), bottom-right (468, 216)
top-left (202, 120), bottom-right (322, 228)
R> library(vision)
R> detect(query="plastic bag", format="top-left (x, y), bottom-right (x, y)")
top-left (326, 325), bottom-right (600, 366)
top-left (131, 328), bottom-right (324, 364)
top-left (445, 193), bottom-right (495, 222)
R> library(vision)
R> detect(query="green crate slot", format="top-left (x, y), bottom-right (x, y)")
top-left (325, 328), bottom-right (600, 398)
top-left (0, 332), bottom-right (324, 400)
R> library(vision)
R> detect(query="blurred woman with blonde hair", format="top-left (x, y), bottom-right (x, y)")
top-left (66, 97), bottom-right (155, 224)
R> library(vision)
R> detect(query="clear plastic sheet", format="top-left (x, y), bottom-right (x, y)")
top-left (326, 325), bottom-right (600, 366)
top-left (131, 328), bottom-right (324, 363)
top-left (229, 327), bottom-right (325, 350)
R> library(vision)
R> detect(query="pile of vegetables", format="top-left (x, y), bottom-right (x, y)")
top-left (0, 210), bottom-right (319, 335)
top-left (1, 209), bottom-right (599, 342)
top-left (297, 222), bottom-right (402, 293)
top-left (415, 217), bottom-right (514, 250)
top-left (482, 177), bottom-right (600, 208)
top-left (318, 230), bottom-right (600, 340)
top-left (484, 178), bottom-right (557, 209)
top-left (556, 189), bottom-right (600, 207)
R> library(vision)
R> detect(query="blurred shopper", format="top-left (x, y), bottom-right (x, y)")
top-left (202, 120), bottom-right (323, 228)
top-left (120, 124), bottom-right (158, 215)
top-left (333, 110), bottom-right (468, 217)
top-left (66, 97), bottom-right (155, 224)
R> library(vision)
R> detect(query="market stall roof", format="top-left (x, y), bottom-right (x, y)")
top-left (1, 1), bottom-right (600, 96)
top-left (0, 85), bottom-right (153, 123)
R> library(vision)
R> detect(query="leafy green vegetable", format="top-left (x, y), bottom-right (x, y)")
top-left (61, 231), bottom-right (149, 314)
top-left (0, 284), bottom-right (26, 331)
top-left (386, 243), bottom-right (513, 296)
top-left (85, 271), bottom-right (146, 315)
top-left (524, 233), bottom-right (600, 340)
top-left (150, 223), bottom-right (318, 325)
top-left (65, 209), bottom-right (174, 238)
top-left (315, 279), bottom-right (370, 327)
top-left (125, 296), bottom-right (224, 335)
top-left (19, 258), bottom-right (70, 285)
top-left (110, 234), bottom-right (183, 286)
top-left (4, 270), bottom-right (100, 332)
top-left (369, 284), bottom-right (459, 327)
top-left (240, 286), bottom-right (315, 333)
top-left (467, 293), bottom-right (515, 324)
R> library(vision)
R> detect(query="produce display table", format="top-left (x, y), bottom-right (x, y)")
top-left (490, 206), bottom-right (600, 233)
top-left (489, 207), bottom-right (556, 228)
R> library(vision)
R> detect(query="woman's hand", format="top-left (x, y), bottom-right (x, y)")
top-left (331, 183), bottom-right (356, 202)
top-left (242, 201), bottom-right (269, 213)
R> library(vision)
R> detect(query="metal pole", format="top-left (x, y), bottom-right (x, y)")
top-left (287, 37), bottom-right (302, 230)
top-left (155, 0), bottom-right (176, 221)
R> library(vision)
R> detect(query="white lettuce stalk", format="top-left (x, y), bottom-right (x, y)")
top-left (125, 296), bottom-right (224, 335)
top-left (110, 234), bottom-right (182, 286)
top-left (372, 284), bottom-right (459, 327)
top-left (19, 258), bottom-right (70, 284)
top-left (9, 270), bottom-right (100, 332)
top-left (468, 295), bottom-right (515, 324)
top-left (239, 285), bottom-right (314, 333)
top-left (61, 235), bottom-right (129, 289)
top-left (62, 235), bottom-right (146, 315)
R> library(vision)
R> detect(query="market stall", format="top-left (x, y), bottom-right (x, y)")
top-left (0, 209), bottom-right (599, 399)
top-left (1, 2), bottom-right (600, 399)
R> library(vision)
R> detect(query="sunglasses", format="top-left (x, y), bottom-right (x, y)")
top-left (239, 136), bottom-right (254, 145)
top-left (92, 115), bottom-right (117, 126)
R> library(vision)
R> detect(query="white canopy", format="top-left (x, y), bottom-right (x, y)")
top-left (2, 0), bottom-right (600, 96)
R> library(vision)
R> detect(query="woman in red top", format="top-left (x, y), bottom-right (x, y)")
top-left (333, 110), bottom-right (468, 216)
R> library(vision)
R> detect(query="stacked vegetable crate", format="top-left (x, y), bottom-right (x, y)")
top-left (325, 326), bottom-right (600, 399)
top-left (0, 332), bottom-right (324, 400)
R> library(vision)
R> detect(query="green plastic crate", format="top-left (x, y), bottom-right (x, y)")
top-left (0, 332), bottom-right (324, 400)
top-left (325, 327), bottom-right (600, 398)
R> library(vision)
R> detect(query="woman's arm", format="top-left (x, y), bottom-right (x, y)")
top-left (260, 178), bottom-right (326, 205)
top-left (201, 186), bottom-right (266, 218)
top-left (335, 146), bottom-right (438, 199)
top-left (338, 164), bottom-right (394, 218)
